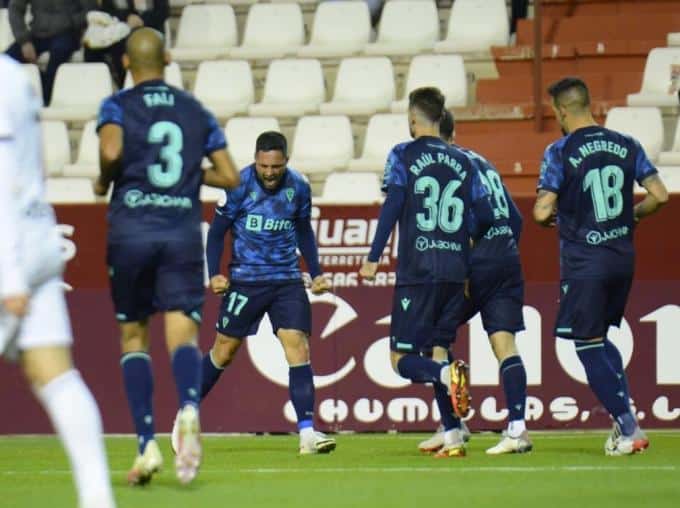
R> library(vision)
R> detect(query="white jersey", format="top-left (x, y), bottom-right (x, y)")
top-left (0, 55), bottom-right (63, 298)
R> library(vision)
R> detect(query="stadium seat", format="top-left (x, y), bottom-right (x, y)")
top-left (200, 185), bottom-right (226, 203)
top-left (658, 116), bottom-right (680, 165)
top-left (364, 0), bottom-right (439, 56)
top-left (194, 60), bottom-right (254, 119)
top-left (289, 115), bottom-right (354, 173)
top-left (348, 114), bottom-right (409, 172)
top-left (45, 178), bottom-right (96, 204)
top-left (123, 62), bottom-right (184, 89)
top-left (248, 59), bottom-right (325, 117)
top-left (171, 4), bottom-right (237, 61)
top-left (230, 4), bottom-right (304, 59)
top-left (318, 172), bottom-right (383, 203)
top-left (669, 33), bottom-right (680, 46)
top-left (604, 107), bottom-right (664, 162)
top-left (635, 166), bottom-right (680, 193)
top-left (62, 121), bottom-right (99, 178)
top-left (22, 64), bottom-right (43, 105)
top-left (41, 63), bottom-right (112, 122)
top-left (224, 116), bottom-right (281, 169)
top-left (626, 48), bottom-right (680, 107)
top-left (41, 121), bottom-right (71, 177)
top-left (0, 9), bottom-right (12, 52)
top-left (320, 57), bottom-right (395, 116)
top-left (297, 2), bottom-right (370, 58)
top-left (435, 0), bottom-right (509, 53)
top-left (390, 55), bottom-right (467, 113)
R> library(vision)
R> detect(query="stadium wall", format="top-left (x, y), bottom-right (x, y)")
top-left (1, 197), bottom-right (679, 434)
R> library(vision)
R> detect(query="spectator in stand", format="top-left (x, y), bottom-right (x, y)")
top-left (84, 0), bottom-right (169, 88)
top-left (5, 0), bottom-right (96, 105)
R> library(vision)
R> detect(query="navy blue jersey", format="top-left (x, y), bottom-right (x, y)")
top-left (383, 136), bottom-right (491, 284)
top-left (216, 165), bottom-right (311, 282)
top-left (537, 125), bottom-right (657, 278)
top-left (97, 79), bottom-right (226, 242)
top-left (460, 147), bottom-right (522, 264)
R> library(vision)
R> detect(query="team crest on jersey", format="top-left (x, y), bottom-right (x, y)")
top-left (284, 188), bottom-right (295, 202)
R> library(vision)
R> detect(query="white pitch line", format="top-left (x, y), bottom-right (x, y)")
top-left (2, 465), bottom-right (677, 476)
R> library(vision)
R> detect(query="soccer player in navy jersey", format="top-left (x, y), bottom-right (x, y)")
top-left (534, 77), bottom-right (668, 455)
top-left (420, 110), bottom-right (531, 455)
top-left (360, 87), bottom-right (494, 458)
top-left (175, 131), bottom-right (336, 455)
top-left (95, 28), bottom-right (240, 485)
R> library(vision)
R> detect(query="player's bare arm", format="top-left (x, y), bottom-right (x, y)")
top-left (96, 123), bottom-right (123, 195)
top-left (533, 190), bottom-right (558, 226)
top-left (634, 174), bottom-right (669, 222)
top-left (204, 149), bottom-right (240, 189)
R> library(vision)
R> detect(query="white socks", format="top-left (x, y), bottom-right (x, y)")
top-left (36, 370), bottom-right (116, 508)
top-left (507, 419), bottom-right (527, 438)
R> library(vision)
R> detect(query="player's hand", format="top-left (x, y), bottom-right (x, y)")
top-left (2, 293), bottom-right (29, 317)
top-left (127, 14), bottom-right (144, 28)
top-left (310, 275), bottom-right (332, 295)
top-left (21, 42), bottom-right (37, 63)
top-left (359, 261), bottom-right (379, 281)
top-left (546, 209), bottom-right (558, 227)
top-left (209, 274), bottom-right (230, 295)
top-left (93, 179), bottom-right (109, 197)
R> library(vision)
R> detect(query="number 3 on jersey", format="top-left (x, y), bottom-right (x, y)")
top-left (414, 176), bottom-right (464, 233)
top-left (147, 121), bottom-right (183, 188)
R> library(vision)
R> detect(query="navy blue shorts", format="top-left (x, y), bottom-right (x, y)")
top-left (216, 280), bottom-right (311, 338)
top-left (390, 283), bottom-right (466, 353)
top-left (107, 238), bottom-right (204, 323)
top-left (554, 276), bottom-right (632, 340)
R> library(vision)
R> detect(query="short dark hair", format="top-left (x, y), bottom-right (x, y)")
top-left (408, 87), bottom-right (446, 123)
top-left (255, 131), bottom-right (287, 157)
top-left (547, 77), bottom-right (590, 109)
top-left (439, 109), bottom-right (455, 140)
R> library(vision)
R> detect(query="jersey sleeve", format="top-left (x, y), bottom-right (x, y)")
top-left (96, 95), bottom-right (123, 131)
top-left (297, 177), bottom-right (312, 219)
top-left (633, 140), bottom-right (658, 184)
top-left (381, 143), bottom-right (408, 192)
top-left (215, 182), bottom-right (246, 221)
top-left (203, 108), bottom-right (227, 155)
top-left (537, 144), bottom-right (564, 193)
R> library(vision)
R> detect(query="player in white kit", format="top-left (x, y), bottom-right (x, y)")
top-left (0, 55), bottom-right (117, 508)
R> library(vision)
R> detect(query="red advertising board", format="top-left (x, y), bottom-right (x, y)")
top-left (1, 198), bottom-right (679, 434)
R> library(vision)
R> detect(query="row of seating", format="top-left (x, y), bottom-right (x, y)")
top-left (171, 0), bottom-right (508, 62)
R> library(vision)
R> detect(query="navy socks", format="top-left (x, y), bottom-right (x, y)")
top-left (121, 352), bottom-right (154, 454)
top-left (289, 364), bottom-right (315, 429)
top-left (500, 355), bottom-right (527, 422)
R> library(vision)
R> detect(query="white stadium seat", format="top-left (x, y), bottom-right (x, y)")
top-left (41, 121), bottom-right (71, 177)
top-left (318, 172), bottom-right (383, 204)
top-left (635, 166), bottom-right (680, 194)
top-left (224, 117), bottom-right (281, 169)
top-left (435, 0), bottom-right (509, 53)
top-left (658, 116), bottom-right (680, 166)
top-left (626, 48), bottom-right (680, 107)
top-left (248, 59), bottom-right (325, 117)
top-left (669, 33), bottom-right (680, 47)
top-left (171, 5), bottom-right (237, 61)
top-left (297, 2), bottom-right (370, 58)
top-left (41, 63), bottom-right (112, 122)
top-left (124, 62), bottom-right (184, 89)
top-left (194, 60), bottom-right (254, 119)
top-left (46, 178), bottom-right (96, 204)
top-left (22, 64), bottom-right (43, 105)
top-left (364, 0), bottom-right (439, 56)
top-left (391, 55), bottom-right (467, 113)
top-left (289, 116), bottom-right (354, 173)
top-left (604, 107), bottom-right (664, 162)
top-left (62, 121), bottom-right (99, 178)
top-left (200, 185), bottom-right (226, 203)
top-left (320, 57), bottom-right (395, 116)
top-left (349, 114), bottom-right (409, 172)
top-left (0, 9), bottom-right (12, 52)
top-left (230, 4), bottom-right (304, 59)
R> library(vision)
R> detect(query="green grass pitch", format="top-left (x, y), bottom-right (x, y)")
top-left (1, 432), bottom-right (679, 508)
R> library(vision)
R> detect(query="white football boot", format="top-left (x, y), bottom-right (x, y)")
top-left (299, 431), bottom-right (337, 455)
top-left (418, 421), bottom-right (471, 453)
top-left (127, 439), bottom-right (163, 486)
top-left (174, 405), bottom-right (202, 485)
top-left (486, 430), bottom-right (533, 455)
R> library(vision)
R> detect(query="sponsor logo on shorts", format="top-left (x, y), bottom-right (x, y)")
top-left (415, 236), bottom-right (462, 252)
top-left (585, 226), bottom-right (629, 245)
top-left (245, 214), bottom-right (294, 232)
top-left (400, 298), bottom-right (411, 311)
top-left (124, 189), bottom-right (192, 209)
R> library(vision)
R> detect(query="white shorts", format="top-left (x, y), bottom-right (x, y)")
top-left (0, 277), bottom-right (73, 361)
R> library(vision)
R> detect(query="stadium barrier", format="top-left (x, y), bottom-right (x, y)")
top-left (1, 197), bottom-right (679, 433)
